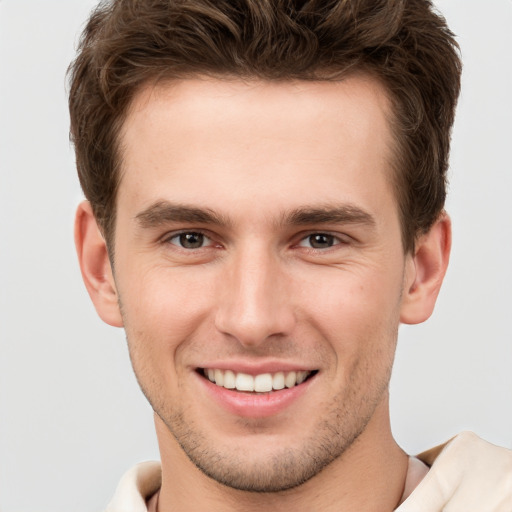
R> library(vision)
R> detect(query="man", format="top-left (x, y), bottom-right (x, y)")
top-left (68, 0), bottom-right (512, 510)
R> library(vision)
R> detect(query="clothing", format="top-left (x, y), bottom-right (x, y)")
top-left (396, 432), bottom-right (512, 511)
top-left (105, 432), bottom-right (512, 512)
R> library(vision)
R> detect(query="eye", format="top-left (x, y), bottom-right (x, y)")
top-left (298, 233), bottom-right (340, 249)
top-left (167, 232), bottom-right (212, 249)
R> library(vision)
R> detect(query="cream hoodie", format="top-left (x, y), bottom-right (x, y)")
top-left (106, 432), bottom-right (512, 512)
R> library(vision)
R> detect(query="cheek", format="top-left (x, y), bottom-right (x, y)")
top-left (120, 261), bottom-right (211, 320)
top-left (117, 265), bottom-right (216, 366)
top-left (293, 265), bottom-right (403, 367)
top-left (296, 264), bottom-right (403, 326)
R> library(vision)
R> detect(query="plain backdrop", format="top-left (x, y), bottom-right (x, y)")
top-left (0, 1), bottom-right (511, 511)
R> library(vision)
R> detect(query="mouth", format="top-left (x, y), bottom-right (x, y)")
top-left (198, 368), bottom-right (318, 393)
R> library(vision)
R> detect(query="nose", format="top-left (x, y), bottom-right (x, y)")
top-left (214, 244), bottom-right (296, 348)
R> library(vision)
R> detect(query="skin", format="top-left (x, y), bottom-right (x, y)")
top-left (76, 76), bottom-right (451, 511)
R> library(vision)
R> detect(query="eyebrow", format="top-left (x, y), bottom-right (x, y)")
top-left (135, 200), bottom-right (376, 229)
top-left (135, 201), bottom-right (230, 228)
top-left (284, 205), bottom-right (376, 228)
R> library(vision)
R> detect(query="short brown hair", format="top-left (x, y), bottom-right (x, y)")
top-left (68, 0), bottom-right (461, 253)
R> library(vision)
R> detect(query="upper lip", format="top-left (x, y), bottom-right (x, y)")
top-left (194, 360), bottom-right (318, 375)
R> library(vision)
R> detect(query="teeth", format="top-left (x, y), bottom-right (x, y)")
top-left (203, 368), bottom-right (313, 392)
top-left (254, 373), bottom-right (273, 392)
top-left (236, 373), bottom-right (254, 392)
top-left (272, 372), bottom-right (285, 390)
top-left (297, 371), bottom-right (308, 384)
top-left (285, 371), bottom-right (297, 388)
top-left (223, 370), bottom-right (236, 389)
top-left (214, 369), bottom-right (224, 387)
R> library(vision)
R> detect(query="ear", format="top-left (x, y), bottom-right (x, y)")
top-left (74, 200), bottom-right (123, 327)
top-left (400, 213), bottom-right (451, 324)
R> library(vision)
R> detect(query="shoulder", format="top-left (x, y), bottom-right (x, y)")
top-left (397, 432), bottom-right (512, 511)
top-left (104, 461), bottom-right (161, 512)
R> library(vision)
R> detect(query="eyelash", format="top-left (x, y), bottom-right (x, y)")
top-left (165, 231), bottom-right (217, 250)
top-left (163, 230), bottom-right (349, 251)
top-left (297, 233), bottom-right (347, 250)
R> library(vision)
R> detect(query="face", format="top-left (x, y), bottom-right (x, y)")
top-left (111, 76), bottom-right (413, 491)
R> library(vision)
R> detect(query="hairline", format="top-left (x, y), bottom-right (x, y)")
top-left (104, 71), bottom-right (417, 262)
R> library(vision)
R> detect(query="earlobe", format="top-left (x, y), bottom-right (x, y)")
top-left (400, 213), bottom-right (452, 325)
top-left (74, 201), bottom-right (123, 327)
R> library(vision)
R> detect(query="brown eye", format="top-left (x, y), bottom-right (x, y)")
top-left (169, 232), bottom-right (208, 249)
top-left (310, 234), bottom-right (335, 248)
top-left (299, 233), bottom-right (338, 249)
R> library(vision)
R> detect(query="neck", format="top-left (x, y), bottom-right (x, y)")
top-left (155, 399), bottom-right (408, 512)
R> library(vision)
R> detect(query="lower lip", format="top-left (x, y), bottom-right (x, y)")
top-left (196, 373), bottom-right (314, 418)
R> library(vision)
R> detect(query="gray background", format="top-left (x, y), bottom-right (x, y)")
top-left (1, 1), bottom-right (511, 510)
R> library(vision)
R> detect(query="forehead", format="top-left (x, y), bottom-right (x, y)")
top-left (118, 76), bottom-right (396, 224)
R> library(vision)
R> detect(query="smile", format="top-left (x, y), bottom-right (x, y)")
top-left (201, 368), bottom-right (316, 393)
